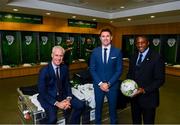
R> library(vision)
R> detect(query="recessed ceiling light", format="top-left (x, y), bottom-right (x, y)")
top-left (120, 6), bottom-right (125, 9)
top-left (127, 18), bottom-right (132, 21)
top-left (72, 16), bottom-right (76, 19)
top-left (46, 12), bottom-right (51, 15)
top-left (92, 18), bottom-right (96, 21)
top-left (150, 15), bottom-right (155, 18)
top-left (13, 8), bottom-right (18, 12)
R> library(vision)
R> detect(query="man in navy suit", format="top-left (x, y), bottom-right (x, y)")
top-left (90, 29), bottom-right (123, 124)
top-left (127, 35), bottom-right (165, 124)
top-left (38, 46), bottom-right (85, 124)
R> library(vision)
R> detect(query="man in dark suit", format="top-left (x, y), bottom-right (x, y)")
top-left (38, 46), bottom-right (85, 124)
top-left (127, 35), bottom-right (165, 124)
top-left (90, 28), bottom-right (123, 124)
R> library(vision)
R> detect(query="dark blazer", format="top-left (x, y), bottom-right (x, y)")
top-left (90, 46), bottom-right (123, 89)
top-left (127, 49), bottom-right (165, 108)
top-left (38, 62), bottom-right (72, 108)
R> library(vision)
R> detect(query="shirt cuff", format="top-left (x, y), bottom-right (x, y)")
top-left (66, 96), bottom-right (72, 101)
top-left (98, 81), bottom-right (103, 86)
top-left (54, 101), bottom-right (58, 106)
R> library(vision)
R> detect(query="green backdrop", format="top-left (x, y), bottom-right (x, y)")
top-left (1, 31), bottom-right (21, 65)
top-left (21, 31), bottom-right (37, 64)
top-left (39, 32), bottom-right (54, 62)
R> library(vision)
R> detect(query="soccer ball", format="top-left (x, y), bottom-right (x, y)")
top-left (120, 79), bottom-right (138, 97)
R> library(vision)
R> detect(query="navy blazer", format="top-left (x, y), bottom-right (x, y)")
top-left (90, 46), bottom-right (123, 90)
top-left (38, 62), bottom-right (72, 108)
top-left (127, 49), bottom-right (165, 108)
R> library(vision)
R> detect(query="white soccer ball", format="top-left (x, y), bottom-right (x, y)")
top-left (120, 79), bottom-right (138, 97)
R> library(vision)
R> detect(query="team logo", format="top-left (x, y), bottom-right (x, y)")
top-left (6, 35), bottom-right (14, 45)
top-left (167, 38), bottom-right (176, 47)
top-left (41, 36), bottom-right (48, 45)
top-left (152, 38), bottom-right (160, 46)
top-left (25, 36), bottom-right (32, 45)
top-left (129, 38), bottom-right (134, 45)
top-left (56, 37), bottom-right (62, 45)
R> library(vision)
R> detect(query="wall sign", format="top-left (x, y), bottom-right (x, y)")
top-left (0, 12), bottom-right (43, 24)
top-left (68, 19), bottom-right (97, 28)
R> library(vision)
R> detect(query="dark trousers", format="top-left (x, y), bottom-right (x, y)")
top-left (40, 96), bottom-right (85, 124)
top-left (131, 102), bottom-right (156, 124)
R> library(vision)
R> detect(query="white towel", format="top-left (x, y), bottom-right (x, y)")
top-left (73, 84), bottom-right (95, 108)
top-left (28, 94), bottom-right (45, 112)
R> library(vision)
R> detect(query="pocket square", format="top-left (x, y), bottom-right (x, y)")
top-left (111, 57), bottom-right (117, 59)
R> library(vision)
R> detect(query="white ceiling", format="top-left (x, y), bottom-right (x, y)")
top-left (0, 0), bottom-right (180, 26)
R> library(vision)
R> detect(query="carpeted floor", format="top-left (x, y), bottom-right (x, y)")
top-left (0, 70), bottom-right (180, 124)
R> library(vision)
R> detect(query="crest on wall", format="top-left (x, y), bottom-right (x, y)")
top-left (152, 38), bottom-right (160, 46)
top-left (25, 36), bottom-right (32, 45)
top-left (167, 38), bottom-right (176, 47)
top-left (6, 35), bottom-right (14, 45)
top-left (56, 37), bottom-right (62, 45)
top-left (41, 36), bottom-right (48, 45)
top-left (129, 38), bottom-right (134, 45)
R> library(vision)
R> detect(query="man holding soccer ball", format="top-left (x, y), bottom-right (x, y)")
top-left (127, 35), bottom-right (165, 124)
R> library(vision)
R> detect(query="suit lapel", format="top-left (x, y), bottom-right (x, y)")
top-left (136, 50), bottom-right (152, 76)
top-left (60, 65), bottom-right (64, 82)
top-left (108, 46), bottom-right (113, 64)
top-left (49, 63), bottom-right (56, 79)
top-left (99, 47), bottom-right (103, 64)
top-left (140, 50), bottom-right (151, 67)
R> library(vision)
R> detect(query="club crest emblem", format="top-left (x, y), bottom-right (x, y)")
top-left (25, 36), bottom-right (32, 45)
top-left (6, 35), bottom-right (14, 45)
top-left (152, 38), bottom-right (160, 46)
top-left (41, 36), bottom-right (48, 45)
top-left (167, 38), bottom-right (176, 47)
top-left (56, 37), bottom-right (62, 45)
top-left (129, 38), bottom-right (134, 45)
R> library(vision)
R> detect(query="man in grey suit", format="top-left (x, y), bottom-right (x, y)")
top-left (90, 28), bottom-right (123, 124)
top-left (127, 35), bottom-right (165, 124)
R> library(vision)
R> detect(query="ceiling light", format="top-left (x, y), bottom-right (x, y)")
top-left (127, 18), bottom-right (132, 21)
top-left (92, 18), bottom-right (96, 21)
top-left (72, 16), bottom-right (76, 19)
top-left (120, 6), bottom-right (125, 9)
top-left (13, 9), bottom-right (18, 12)
top-left (150, 15), bottom-right (155, 18)
top-left (46, 12), bottom-right (51, 15)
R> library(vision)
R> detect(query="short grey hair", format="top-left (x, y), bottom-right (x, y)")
top-left (52, 46), bottom-right (65, 55)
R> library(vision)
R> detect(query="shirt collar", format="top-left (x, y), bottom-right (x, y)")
top-left (102, 44), bottom-right (111, 50)
top-left (51, 61), bottom-right (59, 70)
top-left (139, 47), bottom-right (149, 57)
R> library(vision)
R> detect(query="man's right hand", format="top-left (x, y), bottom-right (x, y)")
top-left (55, 99), bottom-right (71, 110)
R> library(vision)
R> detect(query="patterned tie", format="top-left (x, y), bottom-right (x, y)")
top-left (104, 48), bottom-right (107, 64)
top-left (137, 54), bottom-right (143, 66)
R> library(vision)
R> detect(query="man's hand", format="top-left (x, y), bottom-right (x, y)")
top-left (131, 87), bottom-right (145, 97)
top-left (100, 82), bottom-right (109, 92)
top-left (55, 99), bottom-right (71, 110)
